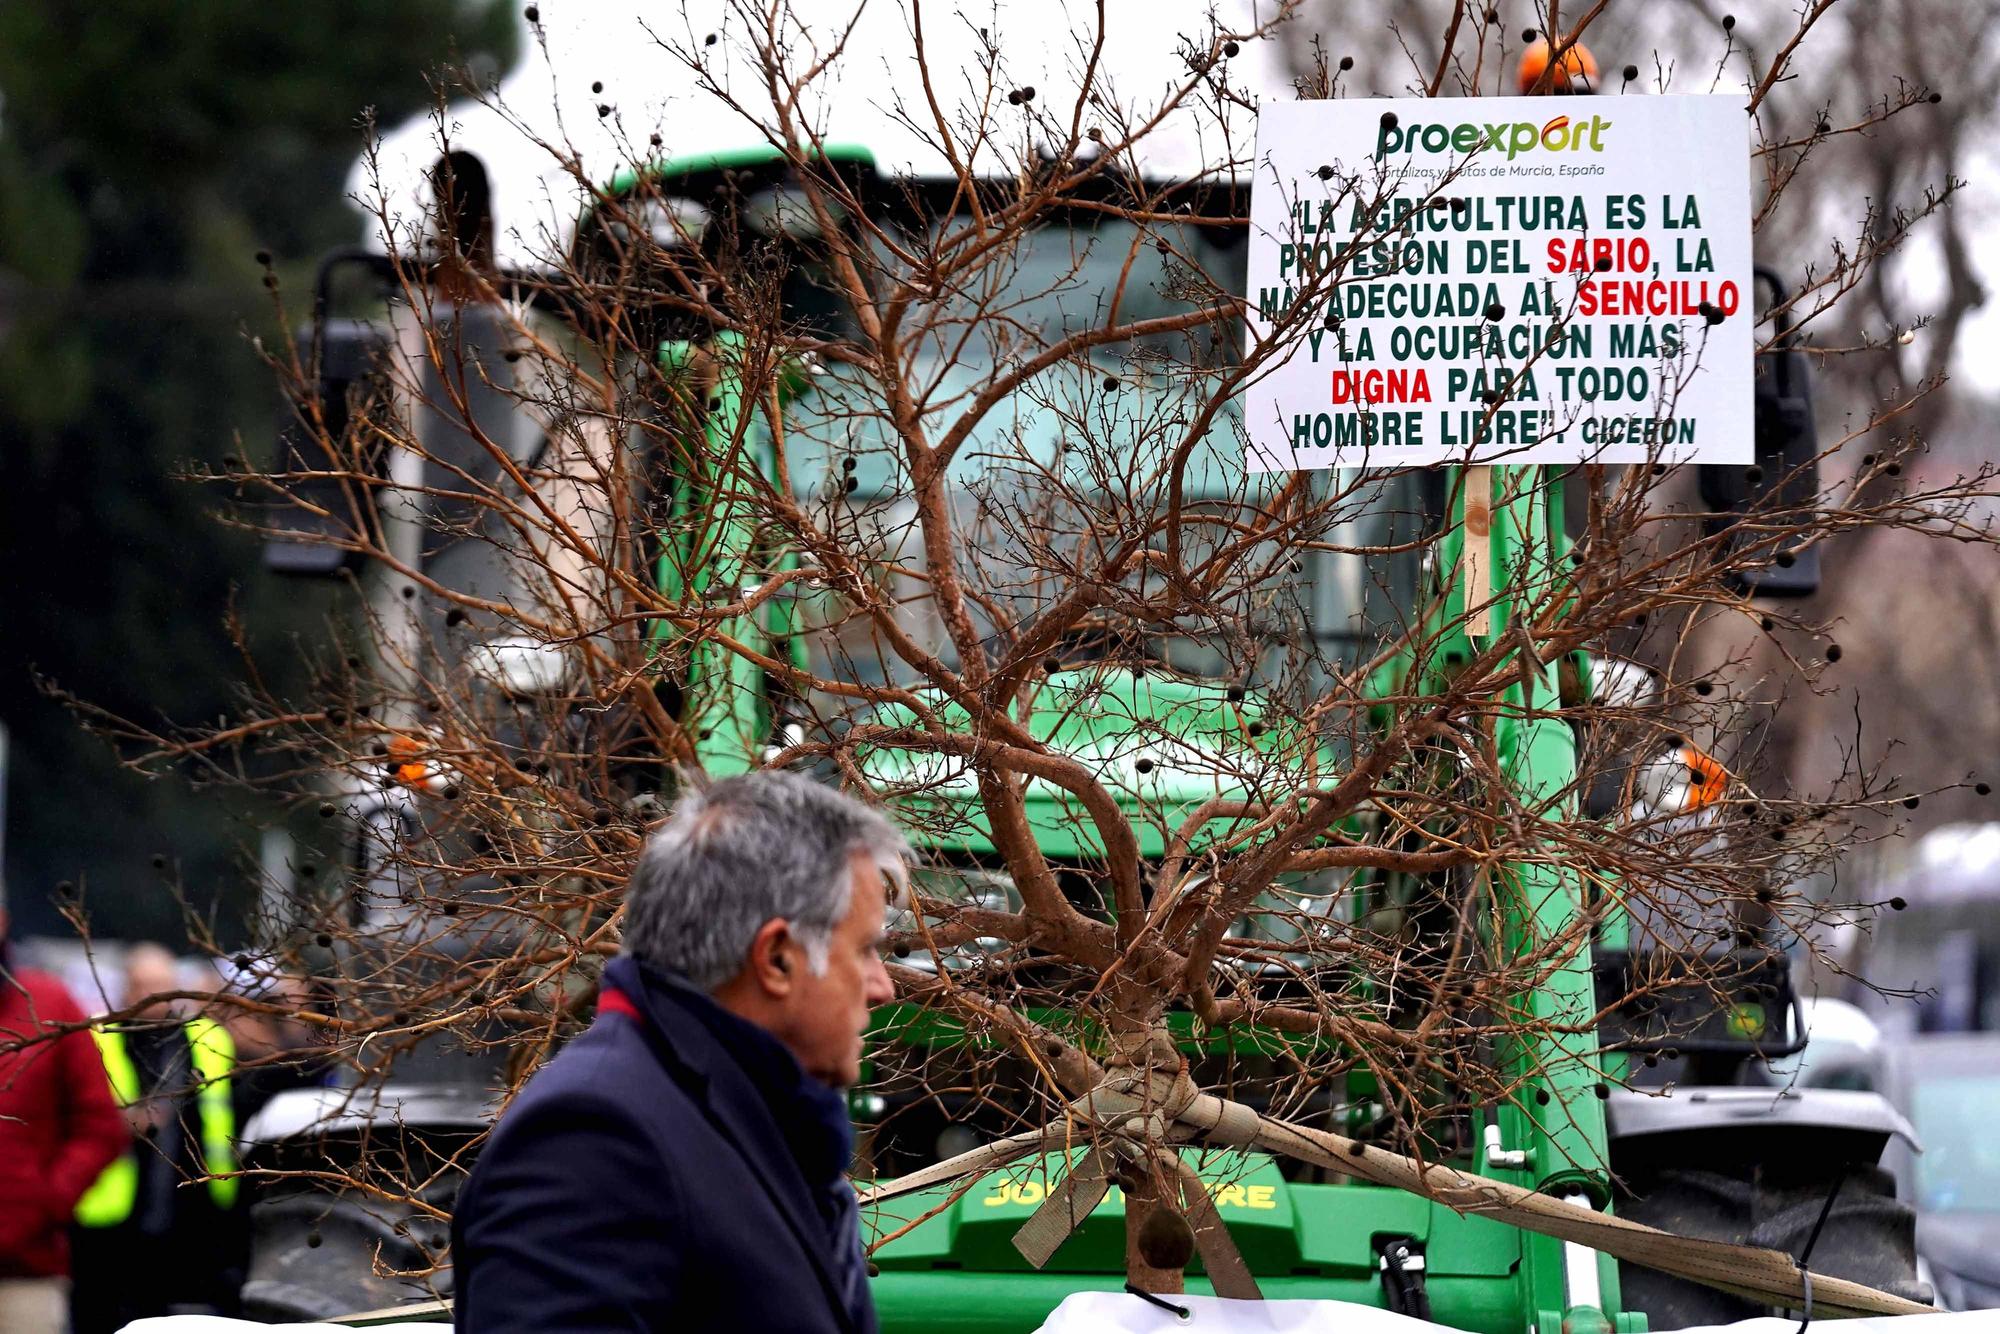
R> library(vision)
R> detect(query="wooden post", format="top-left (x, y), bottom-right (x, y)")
top-left (1463, 464), bottom-right (1493, 636)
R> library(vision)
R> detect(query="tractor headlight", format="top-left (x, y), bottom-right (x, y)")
top-left (1222, 869), bottom-right (1351, 975)
top-left (885, 868), bottom-right (1023, 973)
top-left (466, 636), bottom-right (574, 697)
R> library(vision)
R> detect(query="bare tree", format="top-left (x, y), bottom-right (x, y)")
top-left (52, 0), bottom-right (2000, 1315)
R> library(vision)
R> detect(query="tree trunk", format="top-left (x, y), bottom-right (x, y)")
top-left (1123, 1164), bottom-right (1188, 1294)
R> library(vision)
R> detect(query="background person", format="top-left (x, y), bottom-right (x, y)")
top-left (451, 771), bottom-right (905, 1334)
top-left (214, 961), bottom-right (331, 1129)
top-left (0, 903), bottom-right (128, 1334)
top-left (70, 942), bottom-right (245, 1333)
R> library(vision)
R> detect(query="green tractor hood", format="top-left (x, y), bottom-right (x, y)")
top-left (856, 668), bottom-right (1323, 860)
top-left (867, 1150), bottom-right (1524, 1332)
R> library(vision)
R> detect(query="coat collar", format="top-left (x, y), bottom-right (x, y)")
top-left (600, 955), bottom-right (861, 1334)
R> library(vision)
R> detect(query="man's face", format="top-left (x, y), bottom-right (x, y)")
top-left (773, 852), bottom-right (896, 1089)
top-left (124, 946), bottom-right (180, 1020)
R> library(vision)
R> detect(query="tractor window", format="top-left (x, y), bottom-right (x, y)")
top-left (778, 212), bottom-right (1417, 697)
top-left (925, 213), bottom-right (1244, 367)
top-left (1857, 901), bottom-right (2000, 1034)
top-left (739, 184), bottom-right (865, 341)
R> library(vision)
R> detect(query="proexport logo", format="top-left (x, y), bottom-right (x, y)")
top-left (1374, 113), bottom-right (1611, 162)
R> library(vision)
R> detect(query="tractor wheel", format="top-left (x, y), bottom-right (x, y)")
top-left (1617, 1164), bottom-right (1925, 1329)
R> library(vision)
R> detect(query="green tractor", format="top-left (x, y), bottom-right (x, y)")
top-left (249, 137), bottom-right (1922, 1333)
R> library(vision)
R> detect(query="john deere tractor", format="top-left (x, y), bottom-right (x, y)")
top-left (245, 133), bottom-right (1922, 1333)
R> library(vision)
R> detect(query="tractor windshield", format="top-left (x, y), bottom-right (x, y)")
top-left (777, 209), bottom-right (1421, 692)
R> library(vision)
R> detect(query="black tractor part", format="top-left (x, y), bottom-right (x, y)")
top-left (1595, 945), bottom-right (1804, 1086)
top-left (243, 1186), bottom-right (455, 1321)
top-left (1608, 1089), bottom-right (1928, 1328)
top-left (262, 313), bottom-right (393, 578)
top-left (1619, 1163), bottom-right (1919, 1328)
top-left (239, 1086), bottom-right (488, 1320)
top-left (1697, 267), bottom-right (1821, 598)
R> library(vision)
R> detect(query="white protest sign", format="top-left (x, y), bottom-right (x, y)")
top-left (1244, 95), bottom-right (1754, 471)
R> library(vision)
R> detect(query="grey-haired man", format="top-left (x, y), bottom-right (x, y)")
top-left (452, 771), bottom-right (904, 1333)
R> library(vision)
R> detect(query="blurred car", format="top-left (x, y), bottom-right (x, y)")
top-left (1872, 1036), bottom-right (2000, 1311)
top-left (1789, 1012), bottom-right (2000, 1311)
top-left (1834, 824), bottom-right (2000, 1036)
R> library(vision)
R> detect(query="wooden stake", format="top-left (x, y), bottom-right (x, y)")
top-left (1462, 464), bottom-right (1493, 636)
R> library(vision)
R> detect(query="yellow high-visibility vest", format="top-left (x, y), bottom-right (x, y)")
top-left (75, 1017), bottom-right (238, 1226)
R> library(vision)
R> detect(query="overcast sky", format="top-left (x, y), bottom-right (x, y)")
top-left (355, 1), bottom-right (2000, 395)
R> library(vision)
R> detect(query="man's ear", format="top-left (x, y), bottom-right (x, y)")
top-left (745, 918), bottom-right (798, 998)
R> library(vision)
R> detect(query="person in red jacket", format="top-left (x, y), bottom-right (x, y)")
top-left (0, 904), bottom-right (129, 1333)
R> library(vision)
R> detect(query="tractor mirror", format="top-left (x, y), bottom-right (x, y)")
top-left (1697, 268), bottom-right (1820, 597)
top-left (261, 319), bottom-right (391, 578)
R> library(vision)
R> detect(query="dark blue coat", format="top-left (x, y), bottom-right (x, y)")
top-left (451, 956), bottom-right (876, 1333)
